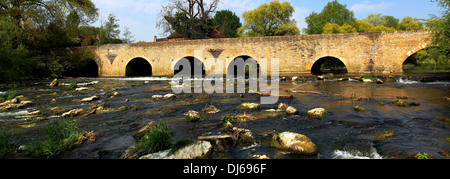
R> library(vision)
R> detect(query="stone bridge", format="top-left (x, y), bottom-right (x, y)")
top-left (90, 30), bottom-right (430, 77)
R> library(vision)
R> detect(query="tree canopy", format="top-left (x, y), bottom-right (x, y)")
top-left (157, 0), bottom-right (219, 39)
top-left (304, 0), bottom-right (356, 34)
top-left (239, 1), bottom-right (300, 37)
top-left (212, 10), bottom-right (242, 38)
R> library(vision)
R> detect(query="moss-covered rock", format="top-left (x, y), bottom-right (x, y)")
top-left (237, 102), bottom-right (261, 109)
top-left (271, 132), bottom-right (318, 155)
top-left (307, 108), bottom-right (328, 119)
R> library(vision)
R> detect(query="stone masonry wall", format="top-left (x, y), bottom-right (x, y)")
top-left (92, 30), bottom-right (430, 77)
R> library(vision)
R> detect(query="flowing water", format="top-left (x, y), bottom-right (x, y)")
top-left (0, 73), bottom-right (449, 159)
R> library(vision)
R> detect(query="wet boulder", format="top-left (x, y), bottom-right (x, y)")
top-left (277, 103), bottom-right (289, 111)
top-left (62, 108), bottom-right (84, 118)
top-left (106, 91), bottom-right (122, 98)
top-left (49, 78), bottom-right (58, 87)
top-left (307, 108), bottom-right (328, 119)
top-left (81, 95), bottom-right (100, 102)
top-left (271, 132), bottom-right (318, 155)
top-left (222, 113), bottom-right (254, 123)
top-left (392, 99), bottom-right (420, 107)
top-left (354, 106), bottom-right (367, 112)
top-left (184, 110), bottom-right (204, 122)
top-left (237, 102), bottom-right (261, 110)
top-left (140, 140), bottom-right (212, 159)
top-left (163, 94), bottom-right (176, 99)
top-left (285, 106), bottom-right (299, 115)
top-left (201, 105), bottom-right (221, 114)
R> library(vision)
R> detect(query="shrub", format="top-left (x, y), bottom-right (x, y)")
top-left (0, 128), bottom-right (15, 157)
top-left (26, 119), bottom-right (81, 158)
top-left (136, 121), bottom-right (173, 154)
top-left (69, 81), bottom-right (77, 90)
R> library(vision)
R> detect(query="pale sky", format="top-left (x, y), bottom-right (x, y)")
top-left (91, 0), bottom-right (442, 42)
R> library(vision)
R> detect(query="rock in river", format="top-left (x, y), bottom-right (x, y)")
top-left (285, 106), bottom-right (299, 115)
top-left (271, 132), bottom-right (318, 155)
top-left (238, 102), bottom-right (261, 109)
top-left (184, 110), bottom-right (204, 122)
top-left (140, 140), bottom-right (212, 159)
top-left (81, 95), bottom-right (100, 102)
top-left (62, 108), bottom-right (84, 118)
top-left (307, 108), bottom-right (328, 119)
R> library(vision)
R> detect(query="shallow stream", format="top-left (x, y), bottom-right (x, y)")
top-left (1, 73), bottom-right (449, 159)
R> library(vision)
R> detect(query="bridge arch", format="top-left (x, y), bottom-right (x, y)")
top-left (126, 57), bottom-right (153, 76)
top-left (402, 46), bottom-right (440, 71)
top-left (227, 55), bottom-right (261, 78)
top-left (311, 56), bottom-right (348, 75)
top-left (174, 56), bottom-right (206, 76)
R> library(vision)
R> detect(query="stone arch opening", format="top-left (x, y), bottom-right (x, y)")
top-left (126, 58), bottom-right (152, 77)
top-left (67, 59), bottom-right (99, 77)
top-left (174, 56), bottom-right (206, 77)
top-left (227, 55), bottom-right (260, 78)
top-left (311, 56), bottom-right (348, 75)
top-left (402, 47), bottom-right (445, 72)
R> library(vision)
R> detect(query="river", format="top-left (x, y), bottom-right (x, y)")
top-left (0, 73), bottom-right (449, 159)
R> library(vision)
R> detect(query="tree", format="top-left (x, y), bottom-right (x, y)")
top-left (239, 1), bottom-right (300, 37)
top-left (356, 20), bottom-right (374, 32)
top-left (0, 16), bottom-right (30, 81)
top-left (0, 0), bottom-right (98, 81)
top-left (304, 0), bottom-right (356, 34)
top-left (426, 0), bottom-right (450, 70)
top-left (322, 23), bottom-right (340, 34)
top-left (212, 10), bottom-right (241, 38)
top-left (157, 0), bottom-right (219, 38)
top-left (364, 13), bottom-right (383, 26)
top-left (397, 16), bottom-right (424, 30)
top-left (0, 0), bottom-right (98, 28)
top-left (100, 14), bottom-right (123, 44)
top-left (382, 16), bottom-right (399, 29)
top-left (339, 23), bottom-right (357, 33)
top-left (323, 22), bottom-right (356, 34)
top-left (122, 27), bottom-right (135, 43)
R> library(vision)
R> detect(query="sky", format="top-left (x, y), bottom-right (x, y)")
top-left (90, 0), bottom-right (443, 42)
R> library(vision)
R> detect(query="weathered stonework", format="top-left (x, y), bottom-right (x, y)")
top-left (91, 30), bottom-right (430, 77)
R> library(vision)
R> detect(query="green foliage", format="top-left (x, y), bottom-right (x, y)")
top-left (26, 119), bottom-right (81, 158)
top-left (0, 16), bottom-right (31, 82)
top-left (323, 23), bottom-right (357, 34)
top-left (168, 12), bottom-right (213, 39)
top-left (428, 0), bottom-right (450, 67)
top-left (69, 82), bottom-right (77, 90)
top-left (0, 128), bottom-right (15, 157)
top-left (212, 10), bottom-right (242, 38)
top-left (239, 1), bottom-right (300, 37)
top-left (304, 0), bottom-right (356, 34)
top-left (136, 121), bottom-right (173, 154)
top-left (415, 153), bottom-right (431, 159)
top-left (397, 16), bottom-right (425, 31)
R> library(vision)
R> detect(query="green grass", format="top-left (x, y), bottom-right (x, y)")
top-left (0, 128), bottom-right (15, 158)
top-left (69, 81), bottom-right (77, 90)
top-left (135, 121), bottom-right (173, 154)
top-left (26, 119), bottom-right (81, 158)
